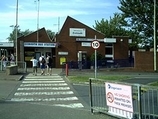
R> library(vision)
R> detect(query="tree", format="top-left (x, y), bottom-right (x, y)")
top-left (93, 13), bottom-right (129, 37)
top-left (46, 29), bottom-right (55, 40)
top-left (93, 13), bottom-right (139, 50)
top-left (118, 0), bottom-right (158, 49)
top-left (7, 29), bottom-right (33, 42)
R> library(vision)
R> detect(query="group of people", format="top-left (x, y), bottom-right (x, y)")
top-left (1, 54), bottom-right (15, 69)
top-left (30, 53), bottom-right (53, 76)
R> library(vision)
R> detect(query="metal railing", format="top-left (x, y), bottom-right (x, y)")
top-left (89, 78), bottom-right (158, 119)
top-left (0, 61), bottom-right (27, 73)
top-left (16, 61), bottom-right (27, 73)
top-left (62, 59), bottom-right (134, 70)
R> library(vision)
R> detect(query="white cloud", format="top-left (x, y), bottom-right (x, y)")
top-left (0, 0), bottom-right (120, 40)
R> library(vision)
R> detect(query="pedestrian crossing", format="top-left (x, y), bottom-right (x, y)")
top-left (11, 73), bottom-right (84, 108)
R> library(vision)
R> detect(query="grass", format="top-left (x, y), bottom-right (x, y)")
top-left (149, 82), bottom-right (158, 86)
top-left (67, 75), bottom-right (131, 83)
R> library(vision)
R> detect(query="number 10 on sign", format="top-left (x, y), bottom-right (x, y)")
top-left (92, 40), bottom-right (100, 49)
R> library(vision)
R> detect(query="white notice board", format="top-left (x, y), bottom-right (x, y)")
top-left (105, 82), bottom-right (133, 112)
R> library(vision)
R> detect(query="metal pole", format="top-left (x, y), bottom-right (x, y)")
top-left (15, 0), bottom-right (18, 65)
top-left (154, 0), bottom-right (157, 71)
top-left (58, 17), bottom-right (60, 33)
top-left (94, 35), bottom-right (97, 79)
top-left (137, 84), bottom-right (142, 119)
top-left (89, 78), bottom-right (93, 113)
top-left (37, 0), bottom-right (40, 42)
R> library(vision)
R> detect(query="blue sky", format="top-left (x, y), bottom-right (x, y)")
top-left (0, 0), bottom-right (120, 42)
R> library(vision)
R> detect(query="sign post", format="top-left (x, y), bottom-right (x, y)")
top-left (91, 35), bottom-right (100, 79)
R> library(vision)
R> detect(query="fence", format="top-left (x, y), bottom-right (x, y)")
top-left (89, 78), bottom-right (158, 119)
top-left (62, 59), bottom-right (134, 70)
top-left (0, 61), bottom-right (27, 73)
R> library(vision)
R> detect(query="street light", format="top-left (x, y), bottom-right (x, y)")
top-left (35, 0), bottom-right (40, 43)
top-left (15, 0), bottom-right (18, 65)
top-left (153, 0), bottom-right (157, 71)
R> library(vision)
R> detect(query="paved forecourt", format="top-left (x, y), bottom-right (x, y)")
top-left (10, 73), bottom-right (84, 108)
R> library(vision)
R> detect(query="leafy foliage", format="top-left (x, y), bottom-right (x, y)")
top-left (93, 13), bottom-right (139, 50)
top-left (90, 52), bottom-right (103, 61)
top-left (93, 13), bottom-right (129, 37)
top-left (46, 29), bottom-right (55, 40)
top-left (7, 29), bottom-right (33, 42)
top-left (118, 0), bottom-right (158, 49)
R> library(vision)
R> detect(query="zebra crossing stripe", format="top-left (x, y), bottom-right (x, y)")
top-left (27, 74), bottom-right (59, 76)
top-left (20, 83), bottom-right (68, 87)
top-left (11, 97), bottom-right (78, 101)
top-left (53, 103), bottom-right (84, 108)
top-left (22, 81), bottom-right (65, 83)
top-left (17, 87), bottom-right (70, 90)
top-left (24, 78), bottom-right (63, 80)
top-left (14, 91), bottom-right (74, 96)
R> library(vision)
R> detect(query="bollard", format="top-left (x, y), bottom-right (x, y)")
top-left (66, 63), bottom-right (68, 76)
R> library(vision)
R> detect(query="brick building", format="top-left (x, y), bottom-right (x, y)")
top-left (15, 16), bottom-right (130, 68)
top-left (55, 16), bottom-right (129, 68)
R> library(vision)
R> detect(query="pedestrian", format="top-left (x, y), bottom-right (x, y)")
top-left (30, 56), bottom-right (38, 76)
top-left (1, 55), bottom-right (8, 70)
top-left (10, 53), bottom-right (15, 65)
top-left (39, 54), bottom-right (46, 75)
top-left (46, 54), bottom-right (53, 75)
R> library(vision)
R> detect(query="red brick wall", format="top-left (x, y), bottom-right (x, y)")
top-left (114, 37), bottom-right (129, 59)
top-left (134, 51), bottom-right (158, 71)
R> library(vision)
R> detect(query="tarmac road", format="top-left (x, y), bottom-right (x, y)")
top-left (1, 68), bottom-right (158, 119)
top-left (0, 69), bottom-right (117, 119)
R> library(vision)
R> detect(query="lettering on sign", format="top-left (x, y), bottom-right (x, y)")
top-left (105, 82), bottom-right (133, 112)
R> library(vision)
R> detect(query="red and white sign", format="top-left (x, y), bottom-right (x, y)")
top-left (91, 40), bottom-right (100, 49)
top-left (105, 82), bottom-right (133, 112)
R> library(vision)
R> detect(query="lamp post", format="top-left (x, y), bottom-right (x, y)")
top-left (34, 0), bottom-right (40, 43)
top-left (154, 0), bottom-right (157, 71)
top-left (37, 0), bottom-right (40, 43)
top-left (15, 0), bottom-right (18, 65)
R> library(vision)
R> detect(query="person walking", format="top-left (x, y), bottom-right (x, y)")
top-left (39, 54), bottom-right (46, 75)
top-left (1, 55), bottom-right (8, 70)
top-left (10, 53), bottom-right (15, 65)
top-left (30, 56), bottom-right (38, 76)
top-left (46, 54), bottom-right (53, 75)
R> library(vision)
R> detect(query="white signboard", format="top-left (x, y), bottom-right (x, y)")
top-left (58, 52), bottom-right (68, 55)
top-left (105, 82), bottom-right (133, 112)
top-left (24, 42), bottom-right (56, 48)
top-left (69, 28), bottom-right (86, 37)
top-left (76, 38), bottom-right (104, 42)
top-left (81, 42), bottom-right (91, 47)
top-left (0, 42), bottom-right (14, 47)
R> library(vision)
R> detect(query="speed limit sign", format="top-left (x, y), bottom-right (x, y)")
top-left (91, 40), bottom-right (100, 49)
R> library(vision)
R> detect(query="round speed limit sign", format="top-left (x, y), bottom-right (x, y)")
top-left (91, 40), bottom-right (100, 49)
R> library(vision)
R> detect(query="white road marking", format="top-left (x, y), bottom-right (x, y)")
top-left (11, 73), bottom-right (84, 108)
top-left (53, 103), bottom-right (84, 108)
top-left (22, 80), bottom-right (65, 83)
top-left (14, 91), bottom-right (74, 96)
top-left (24, 78), bottom-right (63, 80)
top-left (17, 87), bottom-right (70, 90)
top-left (20, 83), bottom-right (68, 87)
top-left (27, 74), bottom-right (59, 76)
top-left (11, 97), bottom-right (78, 101)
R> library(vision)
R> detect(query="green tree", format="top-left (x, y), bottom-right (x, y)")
top-left (118, 0), bottom-right (158, 49)
top-left (93, 13), bottom-right (129, 37)
top-left (7, 29), bottom-right (33, 42)
top-left (46, 29), bottom-right (55, 40)
top-left (93, 13), bottom-right (139, 50)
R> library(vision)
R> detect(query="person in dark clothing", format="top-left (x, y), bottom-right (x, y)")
top-left (46, 54), bottom-right (53, 75)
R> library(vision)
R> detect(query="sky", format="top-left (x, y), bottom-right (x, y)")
top-left (0, 0), bottom-right (121, 42)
